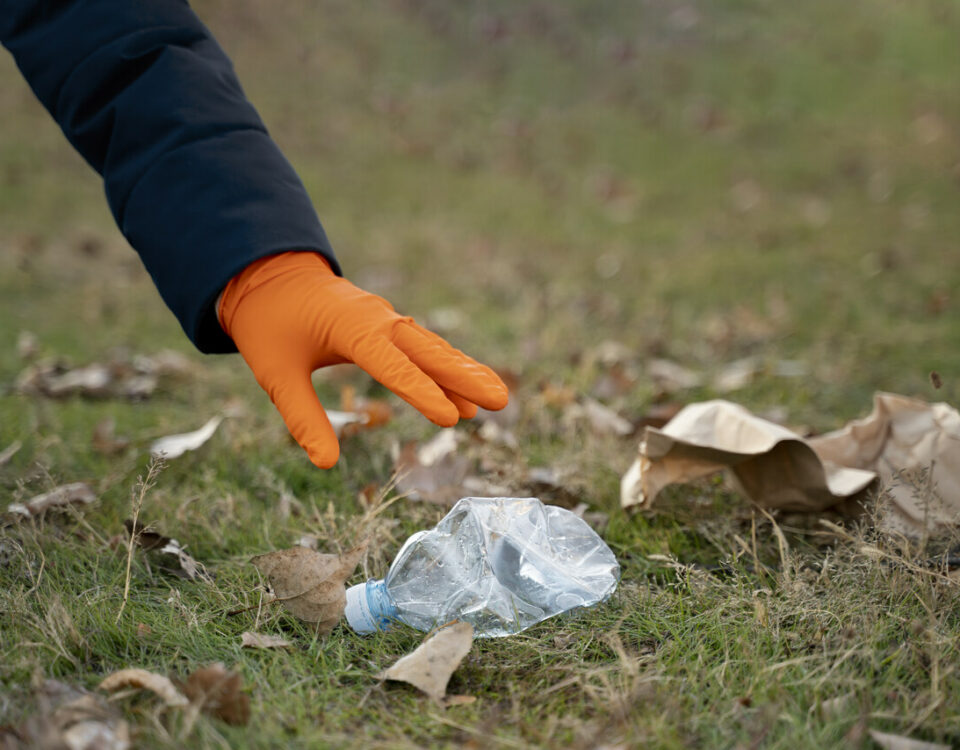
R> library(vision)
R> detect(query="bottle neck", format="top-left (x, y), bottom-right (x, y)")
top-left (366, 579), bottom-right (398, 629)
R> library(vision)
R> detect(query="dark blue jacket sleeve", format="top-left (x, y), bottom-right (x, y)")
top-left (1, 0), bottom-right (341, 353)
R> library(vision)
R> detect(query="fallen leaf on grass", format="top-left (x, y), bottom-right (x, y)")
top-left (338, 385), bottom-right (393, 436)
top-left (251, 542), bottom-right (367, 633)
top-left (393, 438), bottom-right (471, 505)
top-left (92, 418), bottom-right (130, 456)
top-left (476, 419), bottom-right (519, 449)
top-left (240, 631), bottom-right (292, 650)
top-left (1, 680), bottom-right (130, 750)
top-left (621, 392), bottom-right (960, 536)
top-left (150, 416), bottom-right (222, 459)
top-left (647, 358), bottom-right (702, 392)
top-left (569, 397), bottom-right (634, 437)
top-left (417, 428), bottom-right (459, 465)
top-left (0, 440), bottom-right (22, 467)
top-left (523, 466), bottom-right (582, 507)
top-left (591, 362), bottom-right (637, 401)
top-left (326, 409), bottom-right (367, 436)
top-left (123, 519), bottom-right (213, 582)
top-left (8, 482), bottom-right (95, 518)
top-left (867, 729), bottom-right (950, 750)
top-left (379, 621), bottom-right (474, 704)
top-left (99, 668), bottom-right (189, 707)
top-left (711, 357), bottom-right (761, 393)
top-left (177, 664), bottom-right (250, 726)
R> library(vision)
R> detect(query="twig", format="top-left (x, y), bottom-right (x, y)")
top-left (116, 456), bottom-right (165, 624)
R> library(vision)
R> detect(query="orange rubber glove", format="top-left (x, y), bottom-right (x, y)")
top-left (219, 251), bottom-right (509, 468)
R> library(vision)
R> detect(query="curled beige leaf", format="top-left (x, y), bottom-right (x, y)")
top-left (149, 416), bottom-right (223, 459)
top-left (98, 668), bottom-right (189, 707)
top-left (8, 482), bottom-right (96, 517)
top-left (379, 621), bottom-right (474, 702)
top-left (241, 631), bottom-right (292, 649)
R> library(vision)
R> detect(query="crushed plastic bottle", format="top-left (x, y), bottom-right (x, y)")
top-left (344, 497), bottom-right (620, 637)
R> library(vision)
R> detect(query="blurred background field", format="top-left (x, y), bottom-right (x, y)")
top-left (2, 1), bottom-right (960, 747)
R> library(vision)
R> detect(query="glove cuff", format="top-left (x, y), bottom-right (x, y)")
top-left (218, 251), bottom-right (334, 337)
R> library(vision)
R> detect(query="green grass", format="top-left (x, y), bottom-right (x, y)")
top-left (3, 0), bottom-right (960, 747)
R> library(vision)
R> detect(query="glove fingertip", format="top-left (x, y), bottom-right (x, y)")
top-left (306, 441), bottom-right (340, 469)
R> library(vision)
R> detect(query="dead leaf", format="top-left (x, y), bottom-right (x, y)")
top-left (178, 664), bottom-right (250, 726)
top-left (476, 420), bottom-right (519, 449)
top-left (8, 482), bottom-right (96, 518)
top-left (3, 680), bottom-right (130, 750)
top-left (99, 668), bottom-right (189, 707)
top-left (0, 440), bottom-right (22, 468)
top-left (712, 357), bottom-right (762, 393)
top-left (150, 416), bottom-right (222, 459)
top-left (240, 631), bottom-right (292, 650)
top-left (930, 371), bottom-right (943, 390)
top-left (867, 729), bottom-right (950, 750)
top-left (339, 386), bottom-right (393, 436)
top-left (524, 466), bottom-right (582, 507)
top-left (570, 397), bottom-right (634, 437)
top-left (123, 519), bottom-right (212, 582)
top-left (325, 409), bottom-right (367, 436)
top-left (251, 542), bottom-right (367, 633)
top-left (647, 359), bottom-right (702, 392)
top-left (92, 418), bottom-right (130, 456)
top-left (591, 362), bottom-right (637, 400)
top-left (393, 440), bottom-right (471, 505)
top-left (379, 621), bottom-right (474, 703)
top-left (539, 381), bottom-right (578, 408)
top-left (417, 428), bottom-right (459, 465)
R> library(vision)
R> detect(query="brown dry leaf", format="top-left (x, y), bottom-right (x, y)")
top-left (8, 482), bottom-right (96, 518)
top-left (339, 385), bottom-right (393, 436)
top-left (393, 439), bottom-right (471, 505)
top-left (178, 663), bottom-right (250, 726)
top-left (867, 729), bottom-right (950, 750)
top-left (123, 518), bottom-right (170, 551)
top-left (149, 416), bottom-right (222, 459)
top-left (592, 362), bottom-right (637, 400)
top-left (98, 668), bottom-right (189, 707)
top-left (14, 354), bottom-right (163, 401)
top-left (251, 541), bottom-right (367, 633)
top-left (123, 519), bottom-right (212, 582)
top-left (92, 418), bottom-right (130, 456)
top-left (379, 621), bottom-right (474, 703)
top-left (240, 631), bottom-right (292, 650)
top-left (2, 679), bottom-right (130, 750)
top-left (539, 381), bottom-right (578, 408)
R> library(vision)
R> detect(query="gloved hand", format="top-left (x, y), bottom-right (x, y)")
top-left (219, 251), bottom-right (509, 468)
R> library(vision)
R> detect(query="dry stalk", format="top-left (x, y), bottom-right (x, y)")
top-left (116, 456), bottom-right (165, 623)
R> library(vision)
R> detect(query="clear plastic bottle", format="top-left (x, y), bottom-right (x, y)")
top-left (344, 497), bottom-right (620, 637)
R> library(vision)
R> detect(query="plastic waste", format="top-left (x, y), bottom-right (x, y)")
top-left (345, 496), bottom-right (620, 637)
